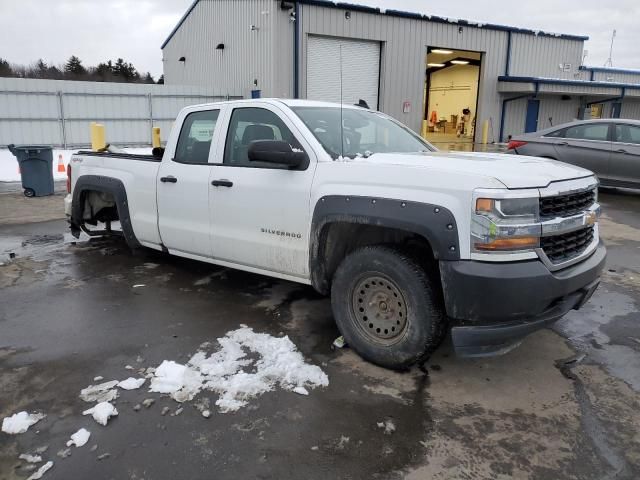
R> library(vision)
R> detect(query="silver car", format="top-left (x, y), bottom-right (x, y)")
top-left (508, 119), bottom-right (640, 188)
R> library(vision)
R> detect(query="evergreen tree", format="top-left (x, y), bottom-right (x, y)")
top-left (65, 55), bottom-right (86, 76)
top-left (0, 58), bottom-right (13, 77)
top-left (143, 72), bottom-right (155, 84)
top-left (157, 74), bottom-right (164, 84)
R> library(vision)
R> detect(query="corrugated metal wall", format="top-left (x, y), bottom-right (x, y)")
top-left (621, 100), bottom-right (640, 119)
top-left (0, 77), bottom-right (240, 148)
top-left (509, 34), bottom-right (584, 79)
top-left (162, 0), bottom-right (292, 98)
top-left (537, 96), bottom-right (581, 129)
top-left (502, 97), bottom-right (528, 139)
top-left (591, 71), bottom-right (640, 84)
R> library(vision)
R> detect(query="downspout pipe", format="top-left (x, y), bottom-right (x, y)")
top-left (499, 93), bottom-right (532, 143)
top-left (504, 31), bottom-right (512, 76)
top-left (293, 1), bottom-right (300, 98)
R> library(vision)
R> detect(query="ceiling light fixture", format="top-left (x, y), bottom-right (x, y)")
top-left (431, 49), bottom-right (453, 54)
top-left (427, 63), bottom-right (446, 67)
top-left (450, 60), bottom-right (470, 65)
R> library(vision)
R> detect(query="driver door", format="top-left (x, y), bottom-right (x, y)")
top-left (208, 103), bottom-right (317, 279)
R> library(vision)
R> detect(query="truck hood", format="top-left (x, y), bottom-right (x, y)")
top-left (356, 151), bottom-right (593, 189)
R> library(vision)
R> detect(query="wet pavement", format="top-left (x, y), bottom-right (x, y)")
top-left (1, 189), bottom-right (639, 480)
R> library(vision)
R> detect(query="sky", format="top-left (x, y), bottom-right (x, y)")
top-left (0, 0), bottom-right (637, 79)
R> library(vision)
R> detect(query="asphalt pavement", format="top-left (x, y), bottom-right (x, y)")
top-left (0, 188), bottom-right (639, 480)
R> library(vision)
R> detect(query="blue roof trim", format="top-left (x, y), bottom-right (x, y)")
top-left (160, 0), bottom-right (588, 50)
top-left (498, 75), bottom-right (640, 91)
top-left (161, 0), bottom-right (200, 49)
top-left (580, 65), bottom-right (640, 75)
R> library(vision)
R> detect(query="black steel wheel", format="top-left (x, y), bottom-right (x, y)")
top-left (23, 188), bottom-right (35, 197)
top-left (331, 245), bottom-right (446, 369)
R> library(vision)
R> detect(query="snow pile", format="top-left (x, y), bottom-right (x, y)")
top-left (27, 461), bottom-right (53, 480)
top-left (82, 402), bottom-right (118, 426)
top-left (2, 411), bottom-right (46, 434)
top-left (150, 325), bottom-right (329, 412)
top-left (377, 419), bottom-right (396, 435)
top-left (117, 377), bottom-right (146, 390)
top-left (66, 428), bottom-right (91, 447)
top-left (19, 453), bottom-right (42, 463)
top-left (79, 380), bottom-right (119, 403)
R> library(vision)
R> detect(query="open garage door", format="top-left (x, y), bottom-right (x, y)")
top-left (307, 35), bottom-right (380, 109)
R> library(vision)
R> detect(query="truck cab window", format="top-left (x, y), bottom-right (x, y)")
top-left (174, 110), bottom-right (220, 164)
top-left (224, 107), bottom-right (302, 166)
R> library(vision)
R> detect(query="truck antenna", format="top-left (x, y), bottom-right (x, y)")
top-left (340, 44), bottom-right (344, 160)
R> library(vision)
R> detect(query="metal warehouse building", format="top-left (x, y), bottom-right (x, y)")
top-left (161, 0), bottom-right (640, 144)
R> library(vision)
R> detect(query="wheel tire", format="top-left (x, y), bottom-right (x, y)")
top-left (331, 245), bottom-right (446, 370)
top-left (24, 188), bottom-right (35, 197)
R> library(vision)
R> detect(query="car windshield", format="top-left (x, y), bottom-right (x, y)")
top-left (292, 106), bottom-right (435, 159)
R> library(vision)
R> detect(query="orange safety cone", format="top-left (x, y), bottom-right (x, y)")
top-left (57, 154), bottom-right (66, 173)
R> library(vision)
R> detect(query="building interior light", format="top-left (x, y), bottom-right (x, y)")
top-left (431, 49), bottom-right (453, 54)
top-left (427, 63), bottom-right (446, 67)
top-left (450, 60), bottom-right (470, 65)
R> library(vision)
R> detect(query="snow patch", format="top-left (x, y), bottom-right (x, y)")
top-left (82, 402), bottom-right (118, 426)
top-left (117, 377), bottom-right (146, 390)
top-left (19, 453), bottom-right (42, 463)
top-left (149, 325), bottom-right (328, 412)
top-left (2, 412), bottom-right (46, 434)
top-left (377, 419), bottom-right (396, 435)
top-left (27, 461), bottom-right (53, 480)
top-left (79, 380), bottom-right (119, 403)
top-left (66, 428), bottom-right (91, 447)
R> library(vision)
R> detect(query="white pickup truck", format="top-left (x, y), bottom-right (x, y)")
top-left (65, 99), bottom-right (606, 369)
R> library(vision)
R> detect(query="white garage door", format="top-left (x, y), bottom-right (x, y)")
top-left (307, 35), bottom-right (380, 109)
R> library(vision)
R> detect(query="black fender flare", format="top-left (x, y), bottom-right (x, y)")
top-left (71, 175), bottom-right (141, 248)
top-left (309, 195), bottom-right (460, 293)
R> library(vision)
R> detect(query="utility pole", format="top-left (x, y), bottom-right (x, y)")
top-left (604, 29), bottom-right (616, 67)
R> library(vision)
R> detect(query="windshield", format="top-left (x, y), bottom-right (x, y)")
top-left (291, 107), bottom-right (436, 159)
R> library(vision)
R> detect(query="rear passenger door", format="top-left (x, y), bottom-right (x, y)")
top-left (611, 123), bottom-right (640, 188)
top-left (157, 108), bottom-right (221, 257)
top-left (552, 123), bottom-right (612, 178)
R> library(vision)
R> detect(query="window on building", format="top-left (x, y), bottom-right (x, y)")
top-left (614, 124), bottom-right (640, 145)
top-left (174, 110), bottom-right (220, 164)
top-left (564, 124), bottom-right (610, 142)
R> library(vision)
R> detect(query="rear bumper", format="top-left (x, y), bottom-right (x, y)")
top-left (439, 242), bottom-right (606, 357)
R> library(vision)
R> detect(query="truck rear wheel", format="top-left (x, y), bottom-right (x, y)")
top-left (331, 245), bottom-right (445, 370)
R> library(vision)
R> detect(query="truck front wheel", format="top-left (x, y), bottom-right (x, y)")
top-left (331, 245), bottom-right (446, 370)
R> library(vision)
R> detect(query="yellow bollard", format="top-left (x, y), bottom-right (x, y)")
top-left (481, 119), bottom-right (489, 145)
top-left (421, 120), bottom-right (428, 139)
top-left (152, 127), bottom-right (161, 148)
top-left (90, 122), bottom-right (106, 151)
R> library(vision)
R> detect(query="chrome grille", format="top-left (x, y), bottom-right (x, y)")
top-left (539, 188), bottom-right (596, 219)
top-left (541, 226), bottom-right (595, 264)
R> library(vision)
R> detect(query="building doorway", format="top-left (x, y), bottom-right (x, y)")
top-left (423, 48), bottom-right (481, 150)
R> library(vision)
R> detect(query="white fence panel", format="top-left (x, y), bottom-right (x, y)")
top-left (0, 77), bottom-right (242, 148)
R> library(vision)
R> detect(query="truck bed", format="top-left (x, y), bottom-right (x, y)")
top-left (76, 151), bottom-right (161, 162)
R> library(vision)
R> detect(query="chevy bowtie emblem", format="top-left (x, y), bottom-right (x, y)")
top-left (585, 211), bottom-right (597, 225)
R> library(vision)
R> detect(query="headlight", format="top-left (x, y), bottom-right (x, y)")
top-left (471, 191), bottom-right (541, 253)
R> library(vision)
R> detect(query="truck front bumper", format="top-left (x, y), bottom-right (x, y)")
top-left (439, 242), bottom-right (606, 357)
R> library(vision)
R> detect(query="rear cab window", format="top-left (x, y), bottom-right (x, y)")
top-left (174, 109), bottom-right (220, 164)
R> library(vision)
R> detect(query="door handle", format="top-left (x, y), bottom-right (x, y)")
top-left (615, 148), bottom-right (627, 154)
top-left (160, 176), bottom-right (178, 183)
top-left (211, 179), bottom-right (233, 187)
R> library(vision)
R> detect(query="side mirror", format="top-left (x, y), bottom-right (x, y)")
top-left (248, 140), bottom-right (308, 169)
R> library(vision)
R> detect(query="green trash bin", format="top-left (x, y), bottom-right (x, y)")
top-left (7, 144), bottom-right (55, 197)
